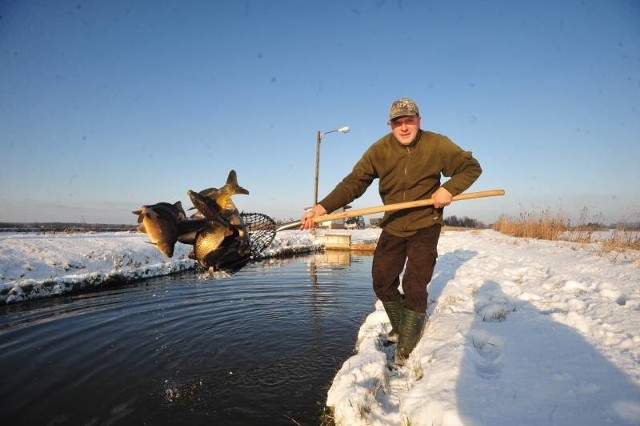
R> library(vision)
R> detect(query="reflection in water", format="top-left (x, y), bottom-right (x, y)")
top-left (308, 250), bottom-right (360, 339)
top-left (0, 254), bottom-right (376, 425)
top-left (313, 249), bottom-right (354, 267)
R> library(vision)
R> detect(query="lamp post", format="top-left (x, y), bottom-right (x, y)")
top-left (313, 126), bottom-right (350, 207)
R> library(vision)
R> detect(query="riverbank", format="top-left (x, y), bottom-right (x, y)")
top-left (0, 229), bottom-right (381, 304)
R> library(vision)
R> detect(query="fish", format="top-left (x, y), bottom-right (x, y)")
top-left (187, 188), bottom-right (236, 255)
top-left (187, 173), bottom-right (252, 273)
top-left (192, 221), bottom-right (232, 266)
top-left (198, 170), bottom-right (249, 222)
top-left (132, 201), bottom-right (186, 257)
top-left (187, 189), bottom-right (233, 228)
top-left (195, 226), bottom-right (251, 274)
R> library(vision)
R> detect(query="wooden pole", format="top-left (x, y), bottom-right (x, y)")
top-left (313, 189), bottom-right (505, 223)
top-left (274, 189), bottom-right (505, 232)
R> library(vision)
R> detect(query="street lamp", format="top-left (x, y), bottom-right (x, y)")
top-left (314, 126), bottom-right (350, 207)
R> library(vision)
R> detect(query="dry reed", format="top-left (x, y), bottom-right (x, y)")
top-left (492, 208), bottom-right (640, 254)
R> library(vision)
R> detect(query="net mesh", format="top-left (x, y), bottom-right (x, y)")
top-left (240, 212), bottom-right (277, 256)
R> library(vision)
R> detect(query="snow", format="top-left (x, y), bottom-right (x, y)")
top-left (1, 228), bottom-right (639, 425)
top-left (0, 229), bottom-right (324, 304)
top-left (328, 230), bottom-right (640, 426)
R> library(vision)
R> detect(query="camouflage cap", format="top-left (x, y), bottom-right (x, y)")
top-left (389, 98), bottom-right (420, 121)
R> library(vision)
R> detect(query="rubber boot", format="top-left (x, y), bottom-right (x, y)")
top-left (381, 300), bottom-right (403, 344)
top-left (394, 308), bottom-right (426, 366)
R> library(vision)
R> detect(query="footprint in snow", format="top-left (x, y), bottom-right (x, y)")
top-left (468, 329), bottom-right (504, 380)
top-left (473, 284), bottom-right (516, 322)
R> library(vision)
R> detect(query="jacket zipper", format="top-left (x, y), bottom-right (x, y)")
top-left (403, 146), bottom-right (411, 201)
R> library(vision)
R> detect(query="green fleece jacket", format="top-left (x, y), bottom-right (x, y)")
top-left (318, 129), bottom-right (482, 237)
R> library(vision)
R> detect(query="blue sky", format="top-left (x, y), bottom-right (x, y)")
top-left (1, 0), bottom-right (639, 225)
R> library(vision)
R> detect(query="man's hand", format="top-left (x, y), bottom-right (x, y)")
top-left (432, 187), bottom-right (453, 209)
top-left (300, 204), bottom-right (328, 229)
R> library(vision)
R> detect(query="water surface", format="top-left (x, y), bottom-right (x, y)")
top-left (0, 252), bottom-right (376, 425)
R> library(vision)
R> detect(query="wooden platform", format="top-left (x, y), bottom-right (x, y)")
top-left (320, 233), bottom-right (351, 250)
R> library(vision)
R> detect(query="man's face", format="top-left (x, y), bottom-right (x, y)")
top-left (390, 115), bottom-right (421, 145)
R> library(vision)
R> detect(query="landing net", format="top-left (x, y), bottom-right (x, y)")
top-left (240, 212), bottom-right (277, 257)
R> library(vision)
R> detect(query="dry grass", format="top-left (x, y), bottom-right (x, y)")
top-left (492, 208), bottom-right (566, 240)
top-left (492, 208), bottom-right (640, 254)
top-left (319, 407), bottom-right (335, 426)
top-left (601, 228), bottom-right (640, 252)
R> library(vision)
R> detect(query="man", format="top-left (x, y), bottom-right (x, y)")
top-left (300, 98), bottom-right (482, 365)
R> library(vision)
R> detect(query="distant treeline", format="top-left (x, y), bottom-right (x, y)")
top-left (371, 216), bottom-right (488, 229)
top-left (0, 222), bottom-right (136, 233)
top-left (443, 215), bottom-right (487, 229)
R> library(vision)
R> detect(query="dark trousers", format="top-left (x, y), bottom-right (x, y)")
top-left (372, 225), bottom-right (441, 313)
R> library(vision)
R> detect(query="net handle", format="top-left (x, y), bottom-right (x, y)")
top-left (276, 189), bottom-right (505, 231)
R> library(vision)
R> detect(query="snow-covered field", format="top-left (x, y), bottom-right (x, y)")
top-left (328, 230), bottom-right (640, 425)
top-left (0, 229), bottom-right (323, 304)
top-left (1, 229), bottom-right (639, 425)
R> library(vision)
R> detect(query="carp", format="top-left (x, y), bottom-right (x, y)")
top-left (187, 189), bottom-right (233, 229)
top-left (133, 170), bottom-right (254, 273)
top-left (187, 175), bottom-right (252, 273)
top-left (198, 170), bottom-right (249, 224)
top-left (132, 201), bottom-right (186, 257)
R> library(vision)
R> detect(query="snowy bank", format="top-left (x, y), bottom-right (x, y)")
top-left (0, 230), bottom-right (327, 304)
top-left (327, 230), bottom-right (640, 425)
top-left (0, 229), bottom-right (383, 305)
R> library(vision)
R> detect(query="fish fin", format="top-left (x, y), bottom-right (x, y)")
top-left (132, 208), bottom-right (148, 223)
top-left (132, 211), bottom-right (144, 224)
top-left (235, 186), bottom-right (250, 195)
top-left (178, 232), bottom-right (196, 245)
top-left (226, 170), bottom-right (250, 195)
top-left (226, 170), bottom-right (238, 185)
top-left (174, 201), bottom-right (187, 220)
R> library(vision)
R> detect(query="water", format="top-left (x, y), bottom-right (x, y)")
top-left (0, 252), bottom-right (376, 425)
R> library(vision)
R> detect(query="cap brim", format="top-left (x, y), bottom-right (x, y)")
top-left (389, 113), bottom-right (418, 121)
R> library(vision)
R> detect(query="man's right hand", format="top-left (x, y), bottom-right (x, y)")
top-left (300, 204), bottom-right (327, 229)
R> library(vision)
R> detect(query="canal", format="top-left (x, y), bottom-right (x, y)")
top-left (0, 251), bottom-right (376, 425)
